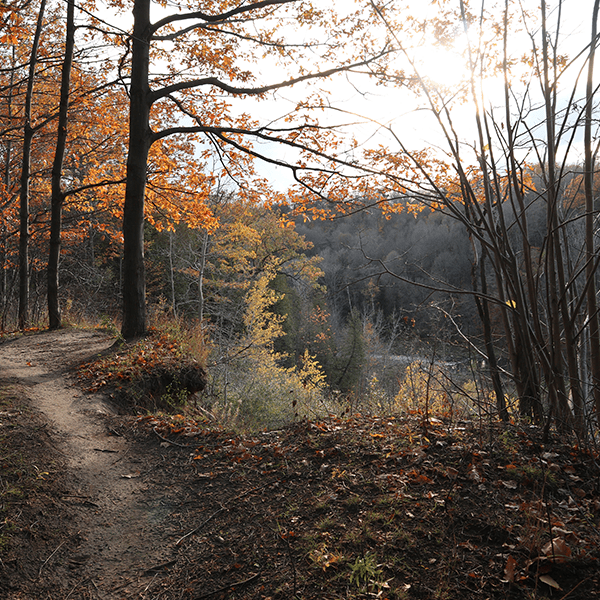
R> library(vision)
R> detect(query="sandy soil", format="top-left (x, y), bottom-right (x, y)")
top-left (0, 329), bottom-right (178, 599)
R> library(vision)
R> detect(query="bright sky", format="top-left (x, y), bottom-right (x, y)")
top-left (88, 0), bottom-right (599, 190)
top-left (248, 0), bottom-right (598, 190)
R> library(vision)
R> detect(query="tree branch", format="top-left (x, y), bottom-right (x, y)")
top-left (150, 50), bottom-right (393, 103)
top-left (150, 0), bottom-right (295, 35)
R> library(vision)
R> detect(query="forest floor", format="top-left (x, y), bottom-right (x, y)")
top-left (0, 328), bottom-right (599, 600)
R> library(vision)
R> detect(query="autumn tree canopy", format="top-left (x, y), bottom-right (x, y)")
top-left (110, 0), bottom-right (392, 338)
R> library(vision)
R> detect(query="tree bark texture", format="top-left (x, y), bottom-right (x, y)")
top-left (121, 0), bottom-right (153, 339)
top-left (585, 0), bottom-right (600, 423)
top-left (48, 0), bottom-right (75, 329)
top-left (19, 0), bottom-right (47, 330)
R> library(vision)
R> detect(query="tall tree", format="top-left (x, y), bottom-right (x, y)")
top-left (0, 43), bottom-right (17, 330)
top-left (18, 0), bottom-right (47, 330)
top-left (584, 0), bottom-right (600, 423)
top-left (48, 0), bottom-right (75, 329)
top-left (120, 0), bottom-right (389, 339)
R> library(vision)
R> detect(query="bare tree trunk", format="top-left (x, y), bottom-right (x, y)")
top-left (121, 0), bottom-right (152, 339)
top-left (48, 0), bottom-right (75, 329)
top-left (168, 230), bottom-right (177, 316)
top-left (1, 46), bottom-right (16, 331)
top-left (542, 0), bottom-right (583, 431)
top-left (585, 0), bottom-right (600, 423)
top-left (540, 0), bottom-right (573, 430)
top-left (198, 230), bottom-right (209, 323)
top-left (19, 0), bottom-right (47, 330)
top-left (460, 0), bottom-right (543, 421)
top-left (474, 249), bottom-right (507, 420)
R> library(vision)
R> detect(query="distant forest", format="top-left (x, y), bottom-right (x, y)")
top-left (0, 185), bottom-right (550, 354)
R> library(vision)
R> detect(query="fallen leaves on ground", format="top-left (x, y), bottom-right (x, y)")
top-left (77, 334), bottom-right (183, 392)
top-left (125, 413), bottom-right (600, 599)
top-left (76, 332), bottom-right (206, 408)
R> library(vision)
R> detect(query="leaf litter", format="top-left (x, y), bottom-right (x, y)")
top-left (117, 412), bottom-right (600, 599)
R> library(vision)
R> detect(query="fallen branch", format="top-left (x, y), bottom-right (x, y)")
top-left (153, 426), bottom-right (197, 448)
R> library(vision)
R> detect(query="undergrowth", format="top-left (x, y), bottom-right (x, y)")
top-left (78, 310), bottom-right (519, 433)
top-left (77, 314), bottom-right (492, 431)
top-left (78, 315), bottom-right (208, 412)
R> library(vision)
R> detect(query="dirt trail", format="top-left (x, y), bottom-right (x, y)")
top-left (0, 329), bottom-right (178, 599)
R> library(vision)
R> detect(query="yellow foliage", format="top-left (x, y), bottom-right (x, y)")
top-left (210, 268), bottom-right (331, 430)
top-left (298, 349), bottom-right (327, 392)
top-left (395, 361), bottom-right (448, 415)
top-left (243, 269), bottom-right (286, 358)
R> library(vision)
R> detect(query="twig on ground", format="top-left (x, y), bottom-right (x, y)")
top-left (193, 572), bottom-right (260, 599)
top-left (175, 482), bottom-right (276, 546)
top-left (38, 539), bottom-right (69, 577)
top-left (143, 572), bottom-right (160, 594)
top-left (175, 504), bottom-right (226, 547)
top-left (144, 559), bottom-right (178, 574)
top-left (65, 577), bottom-right (90, 599)
top-left (278, 528), bottom-right (297, 596)
top-left (558, 577), bottom-right (592, 600)
top-left (153, 426), bottom-right (197, 448)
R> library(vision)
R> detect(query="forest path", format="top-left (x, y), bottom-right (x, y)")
top-left (0, 329), bottom-right (177, 599)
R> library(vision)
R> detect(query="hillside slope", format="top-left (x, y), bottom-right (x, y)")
top-left (0, 329), bottom-right (598, 599)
